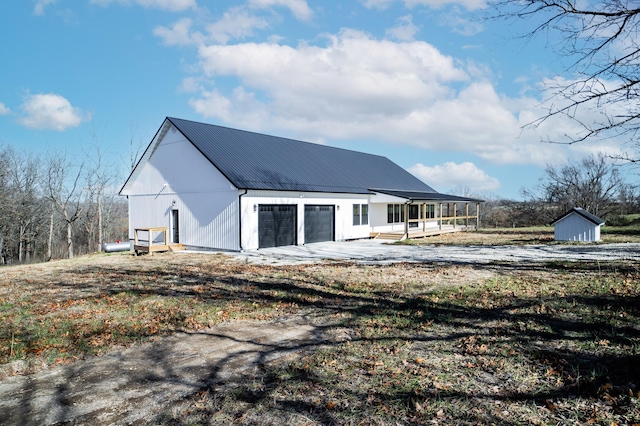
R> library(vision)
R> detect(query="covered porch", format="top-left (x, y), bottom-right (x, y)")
top-left (368, 190), bottom-right (483, 241)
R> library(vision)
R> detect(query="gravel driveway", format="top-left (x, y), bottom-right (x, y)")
top-left (235, 239), bottom-right (640, 265)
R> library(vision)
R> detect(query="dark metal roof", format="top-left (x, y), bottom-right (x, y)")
top-left (371, 189), bottom-right (483, 203)
top-left (551, 207), bottom-right (605, 226)
top-left (167, 117), bottom-right (437, 194)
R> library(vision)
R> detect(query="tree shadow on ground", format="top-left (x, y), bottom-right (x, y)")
top-left (1, 257), bottom-right (639, 425)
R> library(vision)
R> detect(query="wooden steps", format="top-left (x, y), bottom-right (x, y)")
top-left (169, 244), bottom-right (186, 252)
top-left (371, 232), bottom-right (405, 241)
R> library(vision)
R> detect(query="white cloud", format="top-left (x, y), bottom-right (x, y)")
top-left (90, 0), bottom-right (196, 12)
top-left (362, 0), bottom-right (487, 11)
top-left (182, 28), bottom-right (626, 168)
top-left (154, 9), bottom-right (269, 46)
top-left (405, 0), bottom-right (486, 10)
top-left (386, 15), bottom-right (419, 41)
top-left (154, 18), bottom-right (196, 46)
top-left (205, 8), bottom-right (270, 44)
top-left (0, 103), bottom-right (10, 115)
top-left (34, 0), bottom-right (56, 15)
top-left (19, 93), bottom-right (91, 131)
top-left (249, 0), bottom-right (313, 21)
top-left (439, 8), bottom-right (483, 35)
top-left (408, 162), bottom-right (501, 193)
top-left (360, 0), bottom-right (396, 10)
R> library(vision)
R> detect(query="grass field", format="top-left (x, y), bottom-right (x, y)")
top-left (398, 226), bottom-right (640, 246)
top-left (1, 232), bottom-right (639, 425)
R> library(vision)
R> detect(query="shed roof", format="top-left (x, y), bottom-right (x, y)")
top-left (166, 117), bottom-right (437, 194)
top-left (551, 207), bottom-right (605, 226)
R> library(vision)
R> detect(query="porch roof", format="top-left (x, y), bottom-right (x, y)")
top-left (370, 189), bottom-right (483, 203)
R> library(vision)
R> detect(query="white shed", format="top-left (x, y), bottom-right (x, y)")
top-left (552, 207), bottom-right (605, 242)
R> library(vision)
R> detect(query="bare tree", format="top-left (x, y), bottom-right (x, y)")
top-left (0, 146), bottom-right (12, 264)
top-left (45, 153), bottom-right (84, 259)
top-left (8, 151), bottom-right (43, 263)
top-left (82, 136), bottom-right (117, 253)
top-left (488, 0), bottom-right (640, 158)
top-left (523, 153), bottom-right (626, 221)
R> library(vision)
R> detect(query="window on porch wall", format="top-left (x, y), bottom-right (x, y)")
top-left (408, 205), bottom-right (419, 228)
top-left (387, 204), bottom-right (405, 224)
top-left (425, 204), bottom-right (435, 219)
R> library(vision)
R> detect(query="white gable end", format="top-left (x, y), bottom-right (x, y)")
top-left (122, 125), bottom-right (235, 196)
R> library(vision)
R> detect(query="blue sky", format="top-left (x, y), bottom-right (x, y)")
top-left (0, 0), bottom-right (628, 199)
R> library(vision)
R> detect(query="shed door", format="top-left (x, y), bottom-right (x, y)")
top-left (258, 205), bottom-right (297, 248)
top-left (304, 205), bottom-right (335, 244)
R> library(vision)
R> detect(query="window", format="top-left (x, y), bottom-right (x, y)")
top-left (425, 204), bottom-right (435, 219)
top-left (353, 204), bottom-right (368, 226)
top-left (387, 204), bottom-right (406, 224)
top-left (409, 205), bottom-right (419, 220)
top-left (409, 205), bottom-right (419, 228)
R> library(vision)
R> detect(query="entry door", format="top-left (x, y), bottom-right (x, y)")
top-left (171, 210), bottom-right (179, 243)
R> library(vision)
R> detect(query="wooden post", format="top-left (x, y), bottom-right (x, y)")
top-left (404, 203), bottom-right (409, 237)
top-left (476, 203), bottom-right (480, 231)
top-left (465, 203), bottom-right (469, 230)
top-left (453, 203), bottom-right (457, 228)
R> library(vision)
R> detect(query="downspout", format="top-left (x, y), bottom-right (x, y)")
top-left (238, 190), bottom-right (247, 252)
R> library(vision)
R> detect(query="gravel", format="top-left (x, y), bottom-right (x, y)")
top-left (233, 239), bottom-right (640, 265)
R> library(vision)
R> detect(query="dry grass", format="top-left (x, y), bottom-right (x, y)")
top-left (1, 239), bottom-right (639, 425)
top-left (399, 226), bottom-right (640, 245)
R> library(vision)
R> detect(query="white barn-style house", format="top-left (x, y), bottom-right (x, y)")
top-left (120, 117), bottom-right (482, 251)
top-left (552, 207), bottom-right (605, 242)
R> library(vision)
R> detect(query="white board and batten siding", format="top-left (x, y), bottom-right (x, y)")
top-left (240, 191), bottom-right (371, 250)
top-left (122, 124), bottom-right (241, 251)
top-left (553, 213), bottom-right (601, 242)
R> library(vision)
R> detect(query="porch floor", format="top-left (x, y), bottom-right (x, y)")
top-left (371, 225), bottom-right (475, 241)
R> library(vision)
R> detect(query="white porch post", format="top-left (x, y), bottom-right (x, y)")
top-left (439, 203), bottom-right (443, 230)
top-left (422, 202), bottom-right (426, 232)
top-left (476, 203), bottom-right (480, 230)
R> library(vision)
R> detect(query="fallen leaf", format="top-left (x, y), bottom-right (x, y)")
top-left (545, 399), bottom-right (556, 411)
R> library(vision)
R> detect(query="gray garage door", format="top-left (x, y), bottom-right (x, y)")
top-left (304, 205), bottom-right (335, 244)
top-left (259, 205), bottom-right (297, 248)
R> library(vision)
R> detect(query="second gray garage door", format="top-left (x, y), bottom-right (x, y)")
top-left (304, 205), bottom-right (335, 244)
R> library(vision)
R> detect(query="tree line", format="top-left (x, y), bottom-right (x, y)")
top-left (0, 144), bottom-right (128, 265)
top-left (478, 154), bottom-right (639, 228)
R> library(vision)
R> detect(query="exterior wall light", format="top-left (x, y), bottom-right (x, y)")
top-left (253, 204), bottom-right (257, 212)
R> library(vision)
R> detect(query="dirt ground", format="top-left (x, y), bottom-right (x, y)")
top-left (0, 314), bottom-right (340, 425)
